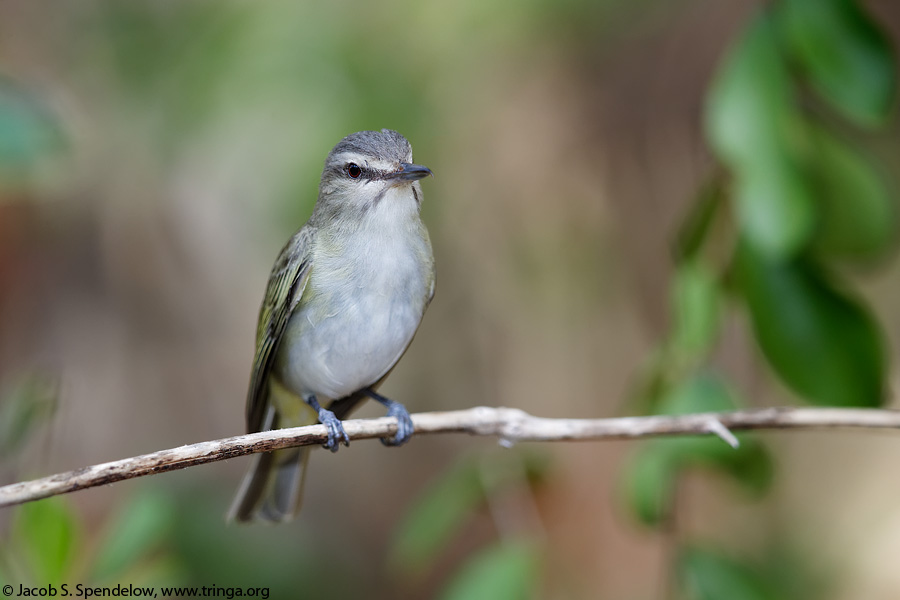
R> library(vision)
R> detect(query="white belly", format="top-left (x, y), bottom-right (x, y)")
top-left (277, 286), bottom-right (424, 400)
top-left (273, 222), bottom-right (431, 401)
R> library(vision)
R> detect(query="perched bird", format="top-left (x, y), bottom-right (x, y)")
top-left (229, 129), bottom-right (435, 523)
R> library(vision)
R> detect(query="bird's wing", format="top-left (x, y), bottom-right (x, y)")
top-left (245, 227), bottom-right (314, 433)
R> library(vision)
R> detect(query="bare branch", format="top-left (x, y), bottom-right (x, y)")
top-left (2, 405), bottom-right (899, 508)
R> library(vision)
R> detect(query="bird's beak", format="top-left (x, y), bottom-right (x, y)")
top-left (388, 162), bottom-right (433, 182)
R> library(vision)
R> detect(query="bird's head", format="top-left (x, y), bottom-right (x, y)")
top-left (315, 129), bottom-right (432, 222)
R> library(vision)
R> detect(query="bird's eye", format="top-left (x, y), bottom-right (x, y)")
top-left (347, 163), bottom-right (362, 179)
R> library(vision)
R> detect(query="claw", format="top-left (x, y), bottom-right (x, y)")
top-left (305, 395), bottom-right (350, 452)
top-left (381, 402), bottom-right (414, 446)
top-left (363, 389), bottom-right (414, 446)
top-left (318, 407), bottom-right (350, 452)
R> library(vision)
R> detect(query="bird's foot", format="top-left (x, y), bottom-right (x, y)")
top-left (318, 408), bottom-right (350, 452)
top-left (306, 395), bottom-right (350, 452)
top-left (381, 402), bottom-right (414, 446)
top-left (364, 389), bottom-right (414, 446)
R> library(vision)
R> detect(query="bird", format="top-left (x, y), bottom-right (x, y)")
top-left (228, 129), bottom-right (435, 523)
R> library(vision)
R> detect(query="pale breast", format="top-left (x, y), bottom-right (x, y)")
top-left (273, 216), bottom-right (433, 401)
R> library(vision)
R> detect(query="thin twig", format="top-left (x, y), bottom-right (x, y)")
top-left (706, 418), bottom-right (741, 448)
top-left (1, 405), bottom-right (899, 508)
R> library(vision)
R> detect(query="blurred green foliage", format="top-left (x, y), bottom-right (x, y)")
top-left (11, 498), bottom-right (79, 584)
top-left (707, 14), bottom-right (816, 258)
top-left (680, 0), bottom-right (896, 409)
top-left (735, 241), bottom-right (885, 407)
top-left (669, 260), bottom-right (723, 365)
top-left (680, 546), bottom-right (781, 600)
top-left (704, 0), bottom-right (895, 409)
top-left (0, 492), bottom-right (180, 588)
top-left (778, 0), bottom-right (896, 128)
top-left (807, 124), bottom-right (895, 259)
top-left (165, 486), bottom-right (357, 597)
top-left (624, 0), bottom-right (896, 597)
top-left (90, 493), bottom-right (176, 582)
top-left (0, 77), bottom-right (66, 193)
top-left (439, 541), bottom-right (541, 600)
top-left (623, 374), bottom-right (773, 526)
top-left (390, 450), bottom-right (549, 595)
top-left (390, 456), bottom-right (485, 575)
top-left (0, 374), bottom-right (57, 458)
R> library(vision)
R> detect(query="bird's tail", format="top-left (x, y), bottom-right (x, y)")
top-left (227, 404), bottom-right (312, 524)
top-left (227, 445), bottom-right (311, 523)
top-left (227, 388), bottom-right (368, 523)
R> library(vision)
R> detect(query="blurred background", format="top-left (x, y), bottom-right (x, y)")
top-left (1, 0), bottom-right (899, 598)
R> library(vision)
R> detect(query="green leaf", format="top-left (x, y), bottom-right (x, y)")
top-left (735, 240), bottom-right (886, 406)
top-left (705, 14), bottom-right (815, 257)
top-left (91, 491), bottom-right (175, 581)
top-left (681, 546), bottom-right (778, 600)
top-left (0, 373), bottom-right (58, 457)
top-left (390, 458), bottom-right (485, 575)
top-left (674, 175), bottom-right (726, 261)
top-left (731, 158), bottom-right (816, 258)
top-left (778, 0), bottom-right (897, 128)
top-left (669, 261), bottom-right (722, 361)
top-left (621, 445), bottom-right (678, 527)
top-left (808, 126), bottom-right (896, 260)
top-left (440, 542), bottom-right (540, 600)
top-left (707, 14), bottom-right (796, 166)
top-left (12, 498), bottom-right (79, 584)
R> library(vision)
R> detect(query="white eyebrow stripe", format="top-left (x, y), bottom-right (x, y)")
top-left (332, 152), bottom-right (367, 164)
top-left (331, 153), bottom-right (396, 172)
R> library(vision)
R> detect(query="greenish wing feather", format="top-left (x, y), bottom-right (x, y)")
top-left (245, 228), bottom-right (314, 433)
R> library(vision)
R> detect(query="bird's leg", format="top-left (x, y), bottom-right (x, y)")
top-left (364, 388), bottom-right (414, 446)
top-left (305, 395), bottom-right (350, 452)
